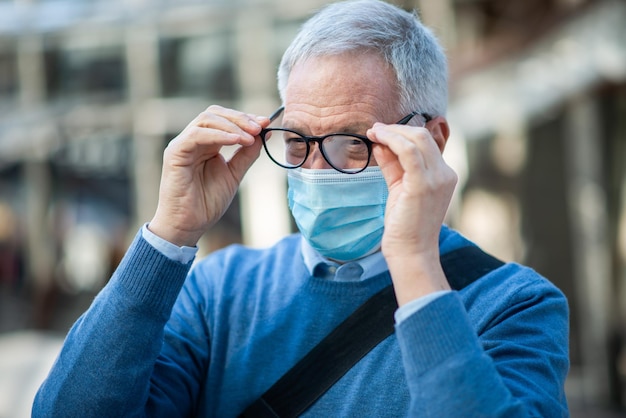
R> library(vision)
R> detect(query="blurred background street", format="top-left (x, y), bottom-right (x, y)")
top-left (1, 0), bottom-right (626, 416)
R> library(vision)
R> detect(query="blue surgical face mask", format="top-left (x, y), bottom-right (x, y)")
top-left (287, 167), bottom-right (388, 262)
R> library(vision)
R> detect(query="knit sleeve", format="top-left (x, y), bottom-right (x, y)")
top-left (395, 270), bottom-right (569, 417)
top-left (32, 229), bottom-right (193, 418)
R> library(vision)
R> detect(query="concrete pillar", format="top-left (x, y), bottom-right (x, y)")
top-left (234, 7), bottom-right (292, 248)
top-left (16, 23), bottom-right (57, 319)
top-left (613, 88), bottom-right (626, 405)
top-left (23, 161), bottom-right (54, 294)
top-left (125, 24), bottom-right (163, 229)
top-left (16, 36), bottom-right (45, 108)
top-left (564, 94), bottom-right (613, 405)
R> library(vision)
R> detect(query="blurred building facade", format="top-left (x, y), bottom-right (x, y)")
top-left (0, 0), bottom-right (625, 413)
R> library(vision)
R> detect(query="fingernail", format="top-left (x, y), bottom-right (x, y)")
top-left (249, 119), bottom-right (261, 129)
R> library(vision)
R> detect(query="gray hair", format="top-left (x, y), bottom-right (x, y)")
top-left (277, 0), bottom-right (448, 117)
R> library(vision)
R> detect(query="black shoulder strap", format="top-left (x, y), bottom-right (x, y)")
top-left (239, 245), bottom-right (504, 418)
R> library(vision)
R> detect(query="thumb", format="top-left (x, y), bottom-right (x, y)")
top-left (227, 139), bottom-right (263, 183)
top-left (372, 144), bottom-right (403, 189)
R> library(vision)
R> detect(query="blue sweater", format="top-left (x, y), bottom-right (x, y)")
top-left (33, 227), bottom-right (569, 417)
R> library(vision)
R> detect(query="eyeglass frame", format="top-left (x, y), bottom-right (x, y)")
top-left (260, 107), bottom-right (433, 174)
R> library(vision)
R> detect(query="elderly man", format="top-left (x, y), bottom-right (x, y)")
top-left (33, 0), bottom-right (569, 416)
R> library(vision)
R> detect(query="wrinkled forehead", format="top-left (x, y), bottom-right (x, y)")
top-left (271, 110), bottom-right (374, 137)
top-left (280, 53), bottom-right (401, 134)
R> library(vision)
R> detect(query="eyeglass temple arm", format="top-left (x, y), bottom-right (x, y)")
top-left (266, 106), bottom-right (431, 126)
top-left (396, 111), bottom-right (432, 125)
top-left (268, 106), bottom-right (285, 123)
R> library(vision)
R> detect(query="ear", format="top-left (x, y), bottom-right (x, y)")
top-left (425, 116), bottom-right (450, 153)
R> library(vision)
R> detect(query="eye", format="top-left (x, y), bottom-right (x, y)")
top-left (284, 136), bottom-right (307, 147)
top-left (283, 134), bottom-right (308, 158)
top-left (285, 136), bottom-right (305, 143)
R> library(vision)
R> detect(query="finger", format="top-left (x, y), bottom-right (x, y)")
top-left (368, 125), bottom-right (427, 175)
top-left (248, 113), bottom-right (271, 128)
top-left (192, 105), bottom-right (270, 144)
top-left (165, 106), bottom-right (272, 169)
top-left (164, 129), bottom-right (241, 168)
top-left (227, 138), bottom-right (264, 183)
top-left (367, 144), bottom-right (400, 189)
top-left (170, 114), bottom-right (264, 153)
top-left (368, 124), bottom-right (441, 172)
top-left (370, 123), bottom-right (441, 161)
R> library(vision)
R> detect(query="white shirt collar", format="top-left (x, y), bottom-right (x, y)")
top-left (300, 236), bottom-right (389, 282)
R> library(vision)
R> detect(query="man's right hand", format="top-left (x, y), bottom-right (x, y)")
top-left (148, 105), bottom-right (270, 247)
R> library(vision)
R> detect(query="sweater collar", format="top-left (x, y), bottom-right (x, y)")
top-left (299, 225), bottom-right (455, 282)
top-left (300, 236), bottom-right (388, 282)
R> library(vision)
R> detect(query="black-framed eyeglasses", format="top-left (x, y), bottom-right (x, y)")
top-left (260, 107), bottom-right (432, 174)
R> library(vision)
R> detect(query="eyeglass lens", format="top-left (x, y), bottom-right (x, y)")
top-left (262, 129), bottom-right (368, 173)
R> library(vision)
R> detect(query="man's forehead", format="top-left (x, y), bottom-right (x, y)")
top-left (280, 105), bottom-right (382, 134)
top-left (283, 54), bottom-right (401, 127)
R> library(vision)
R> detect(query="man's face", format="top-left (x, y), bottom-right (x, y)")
top-left (282, 52), bottom-right (401, 169)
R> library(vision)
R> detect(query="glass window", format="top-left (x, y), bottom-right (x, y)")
top-left (160, 32), bottom-right (237, 100)
top-left (44, 45), bottom-right (126, 99)
top-left (52, 131), bottom-right (131, 178)
top-left (0, 48), bottom-right (17, 97)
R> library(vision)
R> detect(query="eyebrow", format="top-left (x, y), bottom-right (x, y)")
top-left (282, 120), bottom-right (372, 136)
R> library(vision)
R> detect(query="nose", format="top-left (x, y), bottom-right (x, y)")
top-left (302, 143), bottom-right (332, 170)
